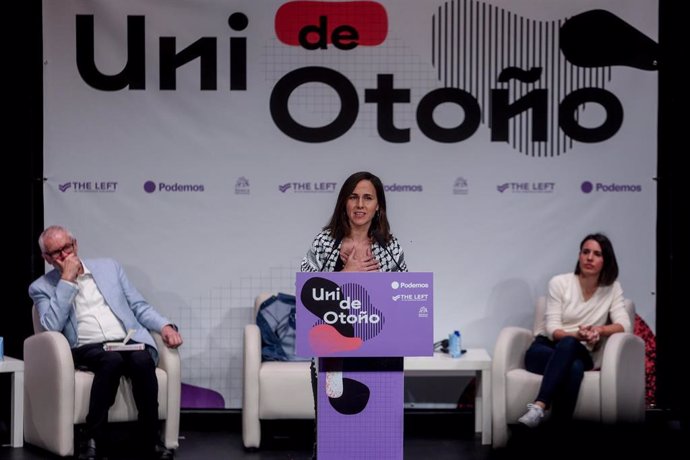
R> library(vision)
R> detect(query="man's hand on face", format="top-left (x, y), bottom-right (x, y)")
top-left (59, 253), bottom-right (82, 282)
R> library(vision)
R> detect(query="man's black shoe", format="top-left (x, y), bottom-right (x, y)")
top-left (77, 438), bottom-right (97, 460)
top-left (153, 443), bottom-right (174, 460)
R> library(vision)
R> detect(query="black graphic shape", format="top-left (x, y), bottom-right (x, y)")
top-left (342, 357), bottom-right (403, 373)
top-left (560, 9), bottom-right (658, 70)
top-left (301, 277), bottom-right (355, 337)
top-left (498, 67), bottom-right (543, 84)
top-left (328, 377), bottom-right (371, 415)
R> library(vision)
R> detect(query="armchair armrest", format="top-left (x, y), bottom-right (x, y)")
top-left (23, 331), bottom-right (77, 456)
top-left (599, 332), bottom-right (645, 423)
top-left (151, 331), bottom-right (181, 449)
top-left (152, 331), bottom-right (181, 382)
top-left (493, 327), bottom-right (533, 373)
top-left (492, 326), bottom-right (532, 448)
top-left (243, 323), bottom-right (262, 448)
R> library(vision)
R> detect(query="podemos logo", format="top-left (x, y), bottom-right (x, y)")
top-left (581, 181), bottom-right (642, 193)
top-left (143, 181), bottom-right (205, 193)
top-left (391, 281), bottom-right (429, 289)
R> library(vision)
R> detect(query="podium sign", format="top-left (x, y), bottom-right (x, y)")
top-left (295, 272), bottom-right (434, 358)
top-left (296, 272), bottom-right (434, 460)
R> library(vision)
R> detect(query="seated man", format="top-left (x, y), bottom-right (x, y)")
top-left (29, 225), bottom-right (183, 460)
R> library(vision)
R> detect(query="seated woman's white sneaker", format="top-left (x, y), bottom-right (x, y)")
top-left (517, 403), bottom-right (545, 428)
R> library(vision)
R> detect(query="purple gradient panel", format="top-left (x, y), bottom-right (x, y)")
top-left (317, 358), bottom-right (404, 460)
top-left (180, 382), bottom-right (225, 409)
top-left (296, 272), bottom-right (433, 358)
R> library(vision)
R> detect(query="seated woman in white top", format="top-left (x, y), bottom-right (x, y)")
top-left (518, 233), bottom-right (632, 428)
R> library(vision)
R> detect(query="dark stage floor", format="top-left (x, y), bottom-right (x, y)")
top-left (1, 410), bottom-right (686, 460)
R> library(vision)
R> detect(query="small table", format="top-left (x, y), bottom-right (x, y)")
top-left (405, 349), bottom-right (492, 445)
top-left (0, 356), bottom-right (24, 447)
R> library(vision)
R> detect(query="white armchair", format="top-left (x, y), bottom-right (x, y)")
top-left (23, 306), bottom-right (181, 457)
top-left (243, 293), bottom-right (314, 449)
top-left (491, 297), bottom-right (645, 448)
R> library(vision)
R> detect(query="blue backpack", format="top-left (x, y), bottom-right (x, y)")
top-left (256, 293), bottom-right (309, 362)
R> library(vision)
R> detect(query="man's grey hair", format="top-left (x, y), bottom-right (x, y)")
top-left (38, 225), bottom-right (75, 254)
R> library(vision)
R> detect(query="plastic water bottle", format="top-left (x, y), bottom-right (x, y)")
top-left (449, 330), bottom-right (461, 358)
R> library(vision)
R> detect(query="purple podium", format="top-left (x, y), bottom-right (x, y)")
top-left (296, 272), bottom-right (433, 460)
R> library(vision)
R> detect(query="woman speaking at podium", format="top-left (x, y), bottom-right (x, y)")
top-left (299, 171), bottom-right (408, 459)
top-left (300, 170), bottom-right (408, 273)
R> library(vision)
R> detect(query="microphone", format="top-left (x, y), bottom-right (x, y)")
top-left (319, 238), bottom-right (342, 272)
top-left (434, 339), bottom-right (449, 352)
top-left (372, 231), bottom-right (404, 272)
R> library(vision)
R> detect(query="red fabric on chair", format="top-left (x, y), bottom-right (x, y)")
top-left (634, 313), bottom-right (656, 408)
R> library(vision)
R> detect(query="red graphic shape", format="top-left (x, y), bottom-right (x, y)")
top-left (275, 1), bottom-right (388, 47)
top-left (309, 324), bottom-right (363, 354)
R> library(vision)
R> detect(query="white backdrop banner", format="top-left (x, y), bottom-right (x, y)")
top-left (42, 0), bottom-right (658, 408)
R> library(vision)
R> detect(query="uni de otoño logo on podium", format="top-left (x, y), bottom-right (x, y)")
top-left (296, 272), bottom-right (433, 358)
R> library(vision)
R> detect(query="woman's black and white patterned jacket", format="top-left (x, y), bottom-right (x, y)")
top-left (300, 229), bottom-right (408, 272)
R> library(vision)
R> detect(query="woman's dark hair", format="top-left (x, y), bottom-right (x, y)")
top-left (574, 233), bottom-right (619, 286)
top-left (324, 171), bottom-right (392, 243)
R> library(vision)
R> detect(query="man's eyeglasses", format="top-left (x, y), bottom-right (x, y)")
top-left (46, 242), bottom-right (75, 258)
